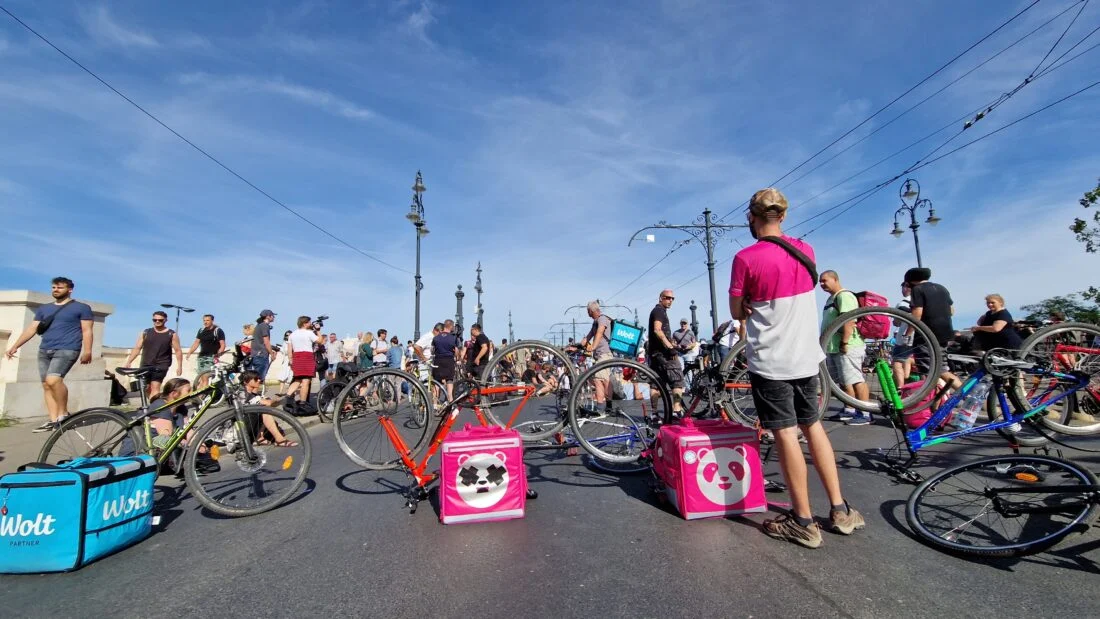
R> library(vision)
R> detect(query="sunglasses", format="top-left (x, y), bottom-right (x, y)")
top-left (152, 318), bottom-right (166, 322)
top-left (662, 296), bottom-right (675, 301)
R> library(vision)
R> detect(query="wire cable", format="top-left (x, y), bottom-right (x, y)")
top-left (0, 4), bottom-right (413, 275)
top-left (604, 240), bottom-right (692, 302)
top-left (715, 0), bottom-right (1047, 222)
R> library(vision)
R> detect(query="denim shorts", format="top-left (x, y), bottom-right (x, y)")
top-left (749, 372), bottom-right (821, 430)
top-left (38, 349), bottom-right (80, 381)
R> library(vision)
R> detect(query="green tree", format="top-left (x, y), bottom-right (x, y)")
top-left (1020, 293), bottom-right (1100, 324)
top-left (1072, 177), bottom-right (1100, 253)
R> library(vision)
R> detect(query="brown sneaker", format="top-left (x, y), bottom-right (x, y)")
top-left (828, 505), bottom-right (866, 535)
top-left (762, 513), bottom-right (822, 549)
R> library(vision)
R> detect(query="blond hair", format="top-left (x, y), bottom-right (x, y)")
top-left (985, 294), bottom-right (1005, 306)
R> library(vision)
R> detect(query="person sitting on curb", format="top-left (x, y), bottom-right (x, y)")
top-left (239, 371), bottom-right (298, 447)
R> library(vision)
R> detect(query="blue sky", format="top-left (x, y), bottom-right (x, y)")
top-left (0, 0), bottom-right (1097, 347)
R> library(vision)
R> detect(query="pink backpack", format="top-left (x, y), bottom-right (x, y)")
top-left (830, 290), bottom-right (891, 340)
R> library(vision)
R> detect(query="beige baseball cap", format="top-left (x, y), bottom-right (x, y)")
top-left (748, 187), bottom-right (789, 217)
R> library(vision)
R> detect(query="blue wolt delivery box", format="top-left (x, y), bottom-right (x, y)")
top-left (0, 455), bottom-right (157, 573)
top-left (609, 321), bottom-right (644, 356)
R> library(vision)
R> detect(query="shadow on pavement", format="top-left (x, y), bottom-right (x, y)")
top-left (335, 469), bottom-right (407, 496)
top-left (193, 476), bottom-right (317, 520)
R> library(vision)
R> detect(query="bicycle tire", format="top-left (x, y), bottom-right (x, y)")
top-left (333, 368), bottom-right (432, 470)
top-left (568, 358), bottom-right (672, 464)
top-left (906, 454), bottom-right (1099, 557)
top-left (184, 405), bottom-right (312, 517)
top-left (1016, 322), bottom-right (1100, 437)
top-left (38, 409), bottom-right (143, 464)
top-left (316, 380), bottom-right (346, 422)
top-left (715, 341), bottom-right (831, 427)
top-left (480, 340), bottom-right (576, 441)
top-left (819, 306), bottom-right (941, 413)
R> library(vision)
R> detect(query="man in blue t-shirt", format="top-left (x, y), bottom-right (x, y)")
top-left (5, 277), bottom-right (94, 432)
top-left (431, 319), bottom-right (461, 400)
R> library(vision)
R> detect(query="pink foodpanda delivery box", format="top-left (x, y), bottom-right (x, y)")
top-left (652, 418), bottom-right (766, 520)
top-left (439, 425), bottom-right (527, 524)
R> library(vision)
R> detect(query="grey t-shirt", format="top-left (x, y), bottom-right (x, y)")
top-left (586, 315), bottom-right (613, 356)
top-left (251, 322), bottom-right (272, 358)
top-left (672, 327), bottom-right (697, 349)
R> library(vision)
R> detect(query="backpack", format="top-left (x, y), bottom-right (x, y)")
top-left (828, 290), bottom-right (891, 340)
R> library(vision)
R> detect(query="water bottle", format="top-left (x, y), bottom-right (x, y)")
top-left (948, 377), bottom-right (991, 431)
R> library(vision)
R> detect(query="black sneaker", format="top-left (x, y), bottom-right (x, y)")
top-left (32, 421), bottom-right (57, 433)
top-left (195, 454), bottom-right (221, 475)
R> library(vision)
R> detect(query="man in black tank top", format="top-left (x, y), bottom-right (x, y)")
top-left (125, 310), bottom-right (183, 399)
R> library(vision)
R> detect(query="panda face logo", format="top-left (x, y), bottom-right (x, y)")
top-left (693, 446), bottom-right (751, 506)
top-left (456, 452), bottom-right (510, 509)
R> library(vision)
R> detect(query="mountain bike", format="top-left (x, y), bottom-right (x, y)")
top-left (906, 453), bottom-right (1099, 557)
top-left (331, 367), bottom-right (537, 513)
top-left (38, 364), bottom-right (312, 517)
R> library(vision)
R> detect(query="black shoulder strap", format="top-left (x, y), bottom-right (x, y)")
top-left (758, 236), bottom-right (818, 284)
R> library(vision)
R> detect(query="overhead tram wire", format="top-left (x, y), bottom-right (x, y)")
top-left (782, 21), bottom-right (1100, 236)
top-left (794, 78), bottom-right (1100, 239)
top-left (774, 1), bottom-right (1090, 198)
top-left (714, 0), bottom-right (1048, 223)
top-left (656, 25), bottom-right (1100, 294)
top-left (0, 4), bottom-right (413, 276)
top-left (604, 240), bottom-right (692, 303)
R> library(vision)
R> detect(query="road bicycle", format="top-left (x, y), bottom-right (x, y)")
top-left (38, 364), bottom-right (312, 517)
top-left (331, 367), bottom-right (537, 513)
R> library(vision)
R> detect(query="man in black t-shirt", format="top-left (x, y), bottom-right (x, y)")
top-left (647, 288), bottom-right (684, 413)
top-left (467, 323), bottom-right (492, 376)
top-left (186, 314), bottom-right (226, 377)
top-left (905, 268), bottom-right (960, 388)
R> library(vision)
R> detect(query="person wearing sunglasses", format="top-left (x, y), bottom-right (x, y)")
top-left (647, 289), bottom-right (685, 414)
top-left (124, 310), bottom-right (183, 400)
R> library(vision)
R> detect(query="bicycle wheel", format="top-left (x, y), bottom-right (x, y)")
top-left (716, 341), bottom-right (830, 427)
top-left (568, 359), bottom-right (672, 464)
top-left (184, 405), bottom-right (311, 517)
top-left (819, 306), bottom-right (941, 413)
top-left (316, 380), bottom-right (346, 423)
top-left (1015, 322), bottom-right (1100, 436)
top-left (906, 454), bottom-right (1099, 557)
top-left (333, 368), bottom-right (432, 470)
top-left (480, 340), bottom-right (575, 441)
top-left (38, 409), bottom-right (143, 464)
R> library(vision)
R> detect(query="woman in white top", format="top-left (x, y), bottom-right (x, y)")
top-left (370, 329), bottom-right (390, 366)
top-left (287, 316), bottom-right (323, 414)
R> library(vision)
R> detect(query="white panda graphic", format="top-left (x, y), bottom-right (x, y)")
top-left (693, 445), bottom-right (751, 506)
top-left (455, 452), bottom-right (510, 509)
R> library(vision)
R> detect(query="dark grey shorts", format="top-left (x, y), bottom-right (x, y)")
top-left (38, 349), bottom-right (79, 382)
top-left (749, 372), bottom-right (821, 430)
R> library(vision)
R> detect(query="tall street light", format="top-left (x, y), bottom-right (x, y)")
top-left (160, 303), bottom-right (194, 334)
top-left (891, 178), bottom-right (941, 268)
top-left (455, 284), bottom-right (465, 337)
top-left (508, 310), bottom-right (515, 342)
top-left (406, 171), bottom-right (430, 340)
top-left (628, 208), bottom-right (746, 334)
top-left (475, 262), bottom-right (484, 327)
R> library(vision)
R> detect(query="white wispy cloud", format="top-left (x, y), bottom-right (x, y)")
top-left (177, 72), bottom-right (374, 121)
top-left (404, 1), bottom-right (437, 45)
top-left (80, 5), bottom-right (159, 49)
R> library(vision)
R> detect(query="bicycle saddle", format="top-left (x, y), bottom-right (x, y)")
top-left (116, 366), bottom-right (158, 377)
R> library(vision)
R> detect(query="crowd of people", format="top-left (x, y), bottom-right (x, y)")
top-left (3, 189), bottom-right (1072, 549)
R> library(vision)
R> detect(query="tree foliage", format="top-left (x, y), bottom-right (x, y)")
top-left (1020, 292), bottom-right (1100, 324)
top-left (1072, 177), bottom-right (1100, 253)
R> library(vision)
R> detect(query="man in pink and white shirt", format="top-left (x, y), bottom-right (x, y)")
top-left (729, 187), bottom-right (864, 549)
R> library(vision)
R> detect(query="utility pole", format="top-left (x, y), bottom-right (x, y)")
top-left (405, 171), bottom-right (429, 340)
top-left (628, 208), bottom-right (745, 334)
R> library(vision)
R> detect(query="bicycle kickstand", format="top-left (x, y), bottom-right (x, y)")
top-left (404, 485), bottom-right (430, 514)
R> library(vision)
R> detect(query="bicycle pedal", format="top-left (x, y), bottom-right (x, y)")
top-left (526, 489), bottom-right (538, 500)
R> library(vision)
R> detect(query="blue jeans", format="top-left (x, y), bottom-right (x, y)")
top-left (249, 355), bottom-right (271, 380)
top-left (38, 349), bottom-right (80, 382)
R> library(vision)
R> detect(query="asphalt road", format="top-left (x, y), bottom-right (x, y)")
top-left (2, 417), bottom-right (1098, 619)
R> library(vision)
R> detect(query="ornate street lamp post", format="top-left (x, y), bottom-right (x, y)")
top-left (405, 171), bottom-right (430, 340)
top-left (891, 178), bottom-right (941, 268)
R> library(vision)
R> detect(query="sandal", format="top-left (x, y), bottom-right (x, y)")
top-left (254, 437), bottom-right (273, 446)
top-left (274, 439), bottom-right (298, 448)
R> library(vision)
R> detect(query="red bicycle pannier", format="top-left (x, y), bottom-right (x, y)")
top-left (854, 291), bottom-right (891, 340)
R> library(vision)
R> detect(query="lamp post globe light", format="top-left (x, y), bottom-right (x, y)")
top-left (407, 171), bottom-right (429, 340)
top-left (160, 303), bottom-right (195, 334)
top-left (891, 178), bottom-right (941, 268)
